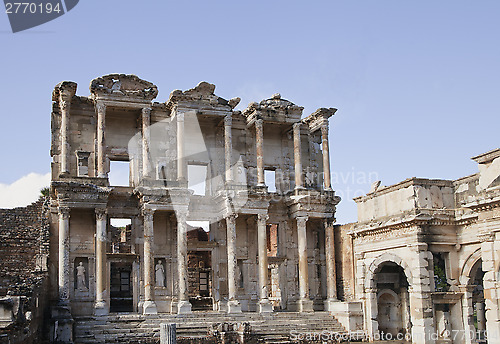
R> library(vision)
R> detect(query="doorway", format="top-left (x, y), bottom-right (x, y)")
top-left (110, 262), bottom-right (133, 312)
top-left (375, 263), bottom-right (411, 337)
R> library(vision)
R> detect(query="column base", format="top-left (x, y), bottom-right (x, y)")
top-left (177, 300), bottom-right (192, 314)
top-left (143, 300), bottom-right (158, 315)
top-left (227, 300), bottom-right (242, 314)
top-left (259, 299), bottom-right (273, 313)
top-left (94, 300), bottom-right (108, 316)
top-left (324, 298), bottom-right (339, 312)
top-left (297, 298), bottom-right (314, 313)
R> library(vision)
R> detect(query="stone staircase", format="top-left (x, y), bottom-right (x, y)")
top-left (74, 311), bottom-right (346, 343)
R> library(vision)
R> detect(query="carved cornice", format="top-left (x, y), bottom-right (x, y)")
top-left (166, 81), bottom-right (234, 112)
top-left (242, 93), bottom-right (304, 125)
top-left (471, 148), bottom-right (500, 164)
top-left (302, 108), bottom-right (336, 132)
top-left (52, 81), bottom-right (77, 102)
top-left (90, 74), bottom-right (158, 100)
top-left (353, 177), bottom-right (455, 203)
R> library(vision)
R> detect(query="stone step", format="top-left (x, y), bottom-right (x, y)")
top-left (74, 312), bottom-right (346, 343)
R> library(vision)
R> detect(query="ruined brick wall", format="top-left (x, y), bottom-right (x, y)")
top-left (0, 199), bottom-right (50, 296)
top-left (334, 223), bottom-right (355, 301)
top-left (0, 198), bottom-right (51, 343)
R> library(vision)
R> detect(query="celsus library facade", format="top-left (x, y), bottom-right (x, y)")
top-left (46, 74), bottom-right (499, 343)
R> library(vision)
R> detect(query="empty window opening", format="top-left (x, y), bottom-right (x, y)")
top-left (265, 169), bottom-right (276, 192)
top-left (76, 151), bottom-right (90, 177)
top-left (188, 164), bottom-right (208, 196)
top-left (267, 224), bottom-right (279, 257)
top-left (109, 218), bottom-right (132, 254)
top-left (109, 160), bottom-right (131, 186)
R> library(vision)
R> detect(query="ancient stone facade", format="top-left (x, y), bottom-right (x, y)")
top-left (48, 74), bottom-right (341, 341)
top-left (342, 149), bottom-right (500, 343)
top-left (45, 73), bottom-right (500, 344)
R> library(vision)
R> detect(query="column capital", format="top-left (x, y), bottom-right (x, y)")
top-left (95, 208), bottom-right (107, 220)
top-left (176, 211), bottom-right (188, 223)
top-left (59, 99), bottom-right (70, 111)
top-left (293, 122), bottom-right (301, 130)
top-left (324, 217), bottom-right (335, 228)
top-left (142, 107), bottom-right (152, 116)
top-left (226, 213), bottom-right (238, 221)
top-left (255, 117), bottom-right (263, 128)
top-left (257, 213), bottom-right (269, 223)
top-left (59, 206), bottom-right (70, 219)
top-left (95, 101), bottom-right (106, 113)
top-left (296, 215), bottom-right (309, 225)
top-left (142, 208), bottom-right (156, 221)
top-left (224, 114), bottom-right (233, 127)
top-left (177, 111), bottom-right (185, 122)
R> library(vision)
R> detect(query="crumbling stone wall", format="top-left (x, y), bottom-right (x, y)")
top-left (0, 199), bottom-right (51, 343)
top-left (334, 224), bottom-right (355, 301)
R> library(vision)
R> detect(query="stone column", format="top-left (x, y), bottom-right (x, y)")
top-left (94, 208), bottom-right (108, 315)
top-left (224, 114), bottom-right (233, 183)
top-left (96, 101), bottom-right (107, 178)
top-left (257, 214), bottom-right (273, 313)
top-left (143, 208), bottom-right (157, 314)
top-left (293, 122), bottom-right (303, 190)
top-left (59, 93), bottom-right (72, 176)
top-left (176, 112), bottom-right (186, 182)
top-left (226, 214), bottom-right (242, 313)
top-left (320, 121), bottom-right (331, 190)
top-left (255, 118), bottom-right (265, 186)
top-left (296, 216), bottom-right (313, 312)
top-left (142, 107), bottom-right (152, 178)
top-left (176, 212), bottom-right (192, 314)
top-left (324, 219), bottom-right (337, 311)
top-left (480, 233), bottom-right (500, 339)
top-left (58, 207), bottom-right (71, 304)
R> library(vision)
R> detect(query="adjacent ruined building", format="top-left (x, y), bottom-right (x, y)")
top-left (0, 73), bottom-right (494, 343)
top-left (339, 149), bottom-right (500, 344)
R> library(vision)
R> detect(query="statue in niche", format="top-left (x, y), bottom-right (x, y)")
top-left (76, 262), bottom-right (87, 291)
top-left (155, 260), bottom-right (165, 287)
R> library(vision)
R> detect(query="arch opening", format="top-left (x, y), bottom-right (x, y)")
top-left (375, 262), bottom-right (411, 338)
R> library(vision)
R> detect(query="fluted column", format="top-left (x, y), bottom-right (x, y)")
top-left (176, 112), bottom-right (186, 182)
top-left (320, 122), bottom-right (331, 190)
top-left (96, 102), bottom-right (107, 178)
top-left (255, 118), bottom-right (265, 186)
top-left (142, 107), bottom-right (152, 178)
top-left (324, 218), bottom-right (337, 311)
top-left (58, 207), bottom-right (71, 304)
top-left (59, 94), bottom-right (72, 176)
top-left (293, 122), bottom-right (303, 190)
top-left (226, 214), bottom-right (242, 313)
top-left (257, 214), bottom-right (273, 313)
top-left (177, 211), bottom-right (192, 314)
top-left (94, 208), bottom-right (108, 315)
top-left (143, 208), bottom-right (157, 314)
top-left (297, 216), bottom-right (313, 312)
top-left (224, 114), bottom-right (233, 183)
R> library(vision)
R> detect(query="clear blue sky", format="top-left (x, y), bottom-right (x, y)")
top-left (1, 1), bottom-right (499, 223)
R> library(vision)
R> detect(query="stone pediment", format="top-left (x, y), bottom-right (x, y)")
top-left (167, 81), bottom-right (240, 110)
top-left (242, 93), bottom-right (304, 124)
top-left (90, 74), bottom-right (158, 100)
